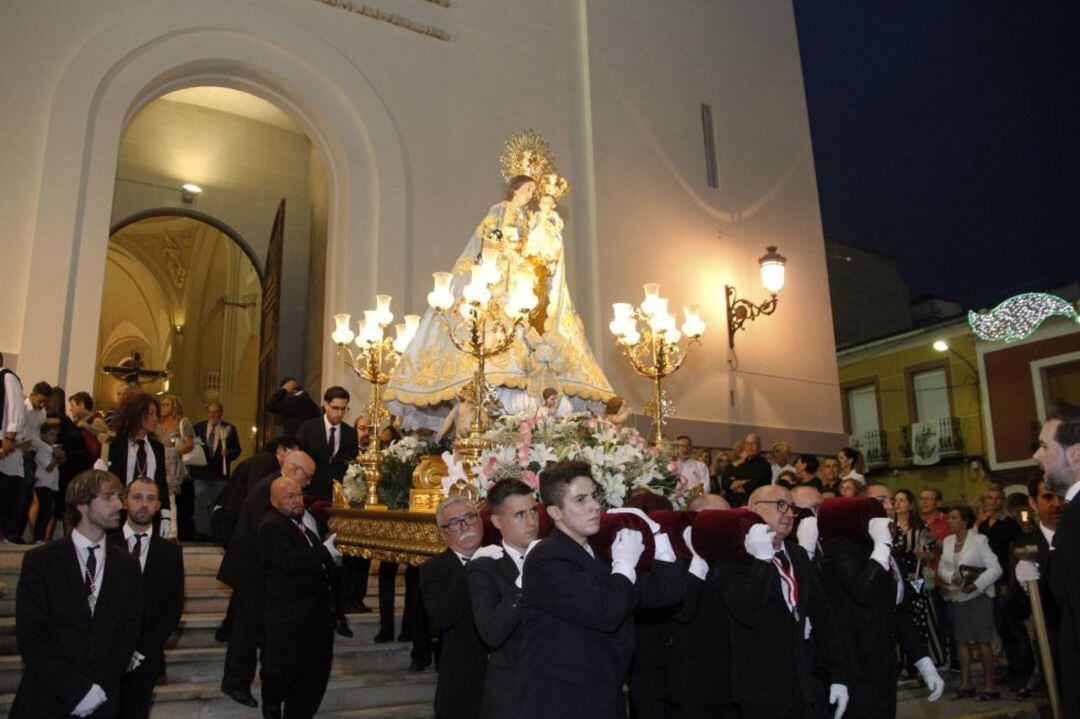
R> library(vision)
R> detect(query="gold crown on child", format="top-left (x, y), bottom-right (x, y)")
top-left (500, 129), bottom-right (570, 201)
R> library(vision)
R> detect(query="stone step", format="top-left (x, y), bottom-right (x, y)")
top-left (327, 703), bottom-right (435, 718)
top-left (0, 670), bottom-right (437, 718)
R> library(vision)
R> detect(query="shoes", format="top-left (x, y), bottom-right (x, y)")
top-left (335, 616), bottom-right (354, 638)
top-left (1015, 687), bottom-right (1032, 700)
top-left (974, 691), bottom-right (1001, 702)
top-left (221, 684), bottom-right (259, 708)
top-left (373, 629), bottom-right (393, 643)
top-left (408, 659), bottom-right (431, 673)
top-left (397, 631), bottom-right (413, 643)
top-left (214, 624), bottom-right (231, 644)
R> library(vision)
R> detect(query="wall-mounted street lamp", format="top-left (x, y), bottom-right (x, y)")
top-left (725, 245), bottom-right (787, 348)
top-left (933, 339), bottom-right (980, 386)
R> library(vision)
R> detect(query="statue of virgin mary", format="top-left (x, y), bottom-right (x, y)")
top-left (385, 131), bottom-right (614, 429)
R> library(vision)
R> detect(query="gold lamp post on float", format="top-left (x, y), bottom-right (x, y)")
top-left (330, 296), bottom-right (420, 509)
top-left (427, 248), bottom-right (539, 477)
top-left (609, 284), bottom-right (706, 448)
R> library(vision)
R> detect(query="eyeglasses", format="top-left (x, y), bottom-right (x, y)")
top-left (752, 499), bottom-right (793, 514)
top-left (440, 512), bottom-right (479, 533)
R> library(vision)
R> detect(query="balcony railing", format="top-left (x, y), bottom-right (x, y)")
top-left (849, 429), bottom-right (890, 469)
top-left (901, 417), bottom-right (964, 463)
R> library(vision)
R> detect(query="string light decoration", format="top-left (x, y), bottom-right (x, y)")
top-left (968, 292), bottom-right (1080, 343)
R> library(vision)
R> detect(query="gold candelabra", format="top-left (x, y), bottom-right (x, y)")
top-left (609, 284), bottom-right (705, 448)
top-left (427, 246), bottom-right (539, 477)
top-left (330, 296), bottom-right (420, 510)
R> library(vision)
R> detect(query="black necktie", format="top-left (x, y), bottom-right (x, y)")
top-left (328, 426), bottom-right (337, 462)
top-left (131, 533), bottom-right (145, 561)
top-left (135, 439), bottom-right (147, 479)
top-left (85, 545), bottom-right (98, 595)
top-left (775, 549), bottom-right (790, 571)
top-left (295, 518), bottom-right (321, 547)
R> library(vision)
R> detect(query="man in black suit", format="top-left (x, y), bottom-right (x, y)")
top-left (421, 495), bottom-right (486, 719)
top-left (12, 469), bottom-right (143, 718)
top-left (109, 476), bottom-right (185, 719)
top-left (104, 392), bottom-right (171, 538)
top-left (466, 478), bottom-right (540, 719)
top-left (214, 436), bottom-right (298, 547)
top-left (1010, 473), bottom-right (1064, 699)
top-left (720, 433), bottom-right (773, 507)
top-left (516, 460), bottom-right (645, 719)
top-left (712, 485), bottom-right (848, 719)
top-left (266, 377), bottom-right (320, 439)
top-left (258, 474), bottom-right (342, 719)
top-left (218, 450), bottom-right (316, 709)
top-left (188, 402), bottom-right (241, 539)
top-left (1036, 400), bottom-right (1080, 718)
top-left (296, 386), bottom-right (371, 613)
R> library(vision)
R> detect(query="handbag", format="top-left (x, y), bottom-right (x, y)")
top-left (182, 436), bottom-right (208, 467)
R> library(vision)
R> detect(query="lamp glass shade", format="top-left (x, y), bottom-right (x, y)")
top-left (681, 305), bottom-right (706, 338)
top-left (374, 294), bottom-right (393, 326)
top-left (932, 340), bottom-right (949, 352)
top-left (428, 272), bottom-right (455, 310)
top-left (758, 246), bottom-right (787, 294)
top-left (331, 313), bottom-right (355, 345)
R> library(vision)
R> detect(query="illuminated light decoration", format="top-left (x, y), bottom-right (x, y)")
top-left (968, 293), bottom-right (1080, 343)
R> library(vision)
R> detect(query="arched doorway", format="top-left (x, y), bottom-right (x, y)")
top-left (96, 212), bottom-right (263, 458)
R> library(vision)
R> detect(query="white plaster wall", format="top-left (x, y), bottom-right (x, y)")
top-left (0, 0), bottom-right (843, 447)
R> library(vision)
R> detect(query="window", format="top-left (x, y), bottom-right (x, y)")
top-left (912, 368), bottom-right (949, 423)
top-left (846, 384), bottom-right (880, 439)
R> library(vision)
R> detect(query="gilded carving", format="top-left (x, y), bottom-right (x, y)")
top-left (328, 508), bottom-right (446, 566)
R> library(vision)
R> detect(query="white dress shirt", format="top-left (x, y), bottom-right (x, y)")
top-left (677, 457), bottom-right (711, 493)
top-left (125, 437), bottom-right (158, 485)
top-left (1040, 522), bottom-right (1055, 549)
top-left (122, 522), bottom-right (151, 572)
top-left (323, 415), bottom-right (341, 457)
top-left (0, 372), bottom-right (25, 477)
top-left (71, 528), bottom-right (106, 613)
top-left (503, 543), bottom-right (526, 575)
top-left (1066, 481), bottom-right (1080, 504)
top-left (22, 399), bottom-right (52, 456)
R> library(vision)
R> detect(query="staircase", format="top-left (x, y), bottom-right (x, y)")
top-left (0, 543), bottom-right (436, 718)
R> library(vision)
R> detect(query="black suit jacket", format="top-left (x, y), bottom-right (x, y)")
top-left (295, 416), bottom-right (358, 501)
top-left (257, 509), bottom-right (340, 625)
top-left (421, 548), bottom-right (486, 719)
top-left (106, 530), bottom-right (185, 668)
top-left (466, 551), bottom-right (522, 719)
top-left (1050, 495), bottom-right (1080, 718)
top-left (266, 389), bottom-right (320, 439)
top-left (12, 537), bottom-right (144, 718)
top-left (516, 528), bottom-right (639, 719)
top-left (821, 536), bottom-right (925, 710)
top-left (720, 454), bottom-right (773, 507)
top-left (668, 572), bottom-right (735, 715)
top-left (190, 420), bottom-right (242, 481)
top-left (218, 472), bottom-right (277, 591)
top-left (106, 434), bottom-right (171, 520)
top-left (712, 540), bottom-right (846, 708)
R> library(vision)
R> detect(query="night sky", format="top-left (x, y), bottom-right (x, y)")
top-left (793, 2), bottom-right (1080, 311)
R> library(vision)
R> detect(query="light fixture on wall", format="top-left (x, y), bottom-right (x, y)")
top-left (725, 245), bottom-right (787, 348)
top-left (932, 338), bottom-right (980, 385)
top-left (180, 183), bottom-right (202, 203)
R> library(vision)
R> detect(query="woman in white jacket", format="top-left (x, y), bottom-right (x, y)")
top-left (938, 504), bottom-right (1002, 700)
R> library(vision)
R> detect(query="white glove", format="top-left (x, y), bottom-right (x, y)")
top-left (653, 533), bottom-right (676, 563)
top-left (829, 683), bottom-right (849, 719)
top-left (610, 528), bottom-right (645, 583)
top-left (683, 526), bottom-right (709, 581)
top-left (323, 532), bottom-right (342, 559)
top-left (868, 517), bottom-right (893, 569)
top-left (1015, 559), bottom-right (1040, 590)
top-left (158, 519), bottom-right (170, 541)
top-left (744, 524), bottom-right (778, 562)
top-left (607, 507), bottom-right (661, 535)
top-left (915, 656), bottom-right (944, 701)
top-left (472, 544), bottom-right (505, 561)
top-left (72, 684), bottom-right (107, 717)
top-left (93, 458), bottom-right (109, 472)
top-left (126, 650), bottom-right (145, 673)
top-left (796, 516), bottom-right (819, 559)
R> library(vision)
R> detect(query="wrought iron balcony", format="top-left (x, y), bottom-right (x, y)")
top-left (849, 429), bottom-right (890, 469)
top-left (901, 417), bottom-right (964, 464)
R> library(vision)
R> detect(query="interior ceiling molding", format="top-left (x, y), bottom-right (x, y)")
top-left (159, 86), bottom-right (304, 134)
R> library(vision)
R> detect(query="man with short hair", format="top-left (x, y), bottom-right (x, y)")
top-left (109, 476), bottom-right (184, 719)
top-left (975, 484), bottom-right (1028, 684)
top-left (0, 353), bottom-right (26, 542)
top-left (516, 460), bottom-right (646, 718)
top-left (12, 470), bottom-right (143, 718)
top-left (1035, 400), bottom-right (1080, 716)
top-left (466, 479), bottom-right (539, 718)
top-left (770, 441), bottom-right (796, 484)
top-left (713, 484), bottom-right (848, 719)
top-left (688, 493), bottom-right (730, 512)
top-left (220, 450), bottom-right (317, 709)
top-left (190, 402), bottom-right (241, 540)
top-left (721, 433), bottom-right (772, 507)
top-left (791, 485), bottom-right (824, 515)
top-left (12, 381), bottom-right (57, 541)
top-left (674, 435), bottom-right (710, 495)
top-left (266, 376), bottom-right (320, 438)
top-left (421, 495), bottom-right (486, 718)
top-left (919, 488), bottom-right (950, 543)
top-left (215, 436), bottom-right (299, 546)
top-left (865, 483), bottom-right (896, 519)
top-left (258, 475), bottom-right (342, 719)
top-left (820, 457), bottom-right (842, 496)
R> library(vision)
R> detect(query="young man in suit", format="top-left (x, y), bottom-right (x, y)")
top-left (421, 495), bottom-right (486, 719)
top-left (189, 402), bottom-right (241, 540)
top-left (258, 474), bottom-right (342, 719)
top-left (466, 478), bottom-right (540, 719)
top-left (109, 476), bottom-right (185, 719)
top-left (1011, 473), bottom-right (1064, 700)
top-left (712, 484), bottom-right (848, 719)
top-left (515, 460), bottom-right (645, 719)
top-left (104, 392), bottom-right (171, 538)
top-left (219, 450), bottom-right (317, 709)
top-left (12, 469), bottom-right (143, 718)
top-left (1035, 400), bottom-right (1080, 718)
top-left (266, 377), bottom-right (320, 438)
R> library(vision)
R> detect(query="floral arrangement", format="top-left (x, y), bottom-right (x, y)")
top-left (475, 411), bottom-right (681, 508)
top-left (343, 435), bottom-right (453, 509)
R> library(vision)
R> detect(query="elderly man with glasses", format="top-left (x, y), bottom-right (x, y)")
top-left (420, 495), bottom-right (487, 719)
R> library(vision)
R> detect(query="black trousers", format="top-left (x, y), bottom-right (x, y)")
top-left (118, 655), bottom-right (164, 719)
top-left (0, 471), bottom-right (26, 539)
top-left (739, 701), bottom-right (814, 719)
top-left (338, 555), bottom-right (371, 608)
top-left (176, 480), bottom-right (195, 541)
top-left (221, 584), bottom-right (263, 691)
top-left (994, 590), bottom-right (1035, 678)
top-left (32, 486), bottom-right (56, 541)
top-left (261, 615), bottom-right (335, 719)
top-left (378, 563), bottom-right (422, 637)
top-left (409, 568), bottom-right (432, 665)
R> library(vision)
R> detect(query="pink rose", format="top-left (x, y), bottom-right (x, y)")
top-left (521, 470), bottom-right (539, 489)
